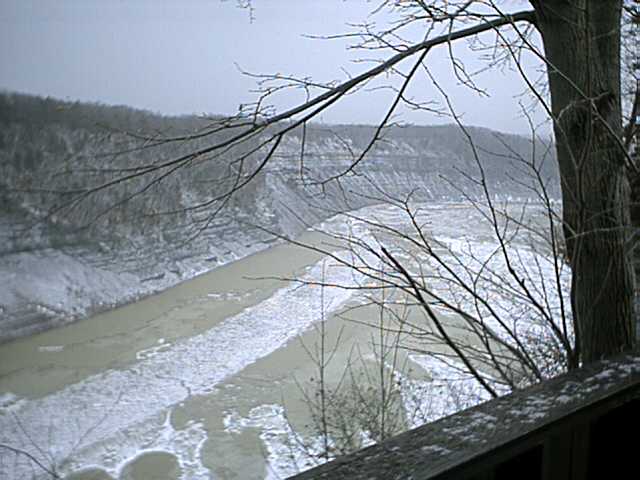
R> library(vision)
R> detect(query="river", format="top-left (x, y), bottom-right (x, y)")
top-left (0, 202), bottom-right (562, 479)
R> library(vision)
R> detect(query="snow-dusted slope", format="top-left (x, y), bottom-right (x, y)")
top-left (0, 93), bottom-right (558, 342)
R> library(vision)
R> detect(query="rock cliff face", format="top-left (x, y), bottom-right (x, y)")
top-left (0, 92), bottom-right (558, 342)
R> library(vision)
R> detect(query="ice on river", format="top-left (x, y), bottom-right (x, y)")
top-left (0, 202), bottom-right (570, 479)
top-left (0, 252), bottom-right (363, 479)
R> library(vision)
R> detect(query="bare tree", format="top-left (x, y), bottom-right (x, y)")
top-left (260, 138), bottom-right (569, 472)
top-left (28, 1), bottom-right (639, 367)
top-left (268, 130), bottom-right (569, 391)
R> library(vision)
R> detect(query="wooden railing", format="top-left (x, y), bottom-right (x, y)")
top-left (289, 350), bottom-right (640, 480)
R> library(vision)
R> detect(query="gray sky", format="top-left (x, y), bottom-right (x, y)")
top-left (0, 0), bottom-right (546, 134)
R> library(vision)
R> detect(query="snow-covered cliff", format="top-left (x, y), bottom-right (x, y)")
top-left (0, 93), bottom-right (558, 342)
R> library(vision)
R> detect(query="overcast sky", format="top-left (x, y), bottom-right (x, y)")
top-left (0, 0), bottom-right (546, 134)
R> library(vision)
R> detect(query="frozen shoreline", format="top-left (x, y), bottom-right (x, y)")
top-left (0, 231), bottom-right (278, 344)
top-left (0, 249), bottom-right (363, 480)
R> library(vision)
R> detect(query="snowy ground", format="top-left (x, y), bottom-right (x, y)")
top-left (0, 219), bottom-right (275, 342)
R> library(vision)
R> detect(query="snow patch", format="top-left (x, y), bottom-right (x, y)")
top-left (0, 249), bottom-right (140, 334)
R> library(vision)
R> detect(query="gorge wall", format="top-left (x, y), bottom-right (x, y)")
top-left (0, 92), bottom-right (558, 342)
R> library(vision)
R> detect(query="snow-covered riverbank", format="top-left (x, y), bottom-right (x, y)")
top-left (1, 202), bottom-right (571, 480)
top-left (0, 223), bottom-right (276, 343)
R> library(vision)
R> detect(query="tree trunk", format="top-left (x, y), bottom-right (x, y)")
top-left (532, 0), bottom-right (636, 363)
